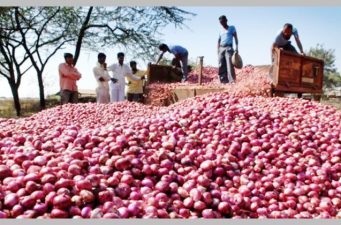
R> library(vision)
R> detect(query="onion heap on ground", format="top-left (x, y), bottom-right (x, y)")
top-left (0, 89), bottom-right (340, 218)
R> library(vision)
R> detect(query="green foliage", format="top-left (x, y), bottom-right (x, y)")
top-left (307, 44), bottom-right (341, 88)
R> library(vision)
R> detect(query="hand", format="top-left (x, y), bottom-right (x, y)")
top-left (141, 76), bottom-right (146, 80)
top-left (103, 63), bottom-right (107, 69)
top-left (300, 52), bottom-right (305, 56)
top-left (99, 77), bottom-right (105, 82)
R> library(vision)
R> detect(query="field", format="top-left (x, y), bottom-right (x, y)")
top-left (0, 96), bottom-right (96, 118)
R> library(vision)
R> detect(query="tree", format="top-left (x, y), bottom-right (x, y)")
top-left (13, 7), bottom-right (77, 109)
top-left (307, 44), bottom-right (341, 88)
top-left (0, 8), bottom-right (33, 116)
top-left (69, 7), bottom-right (194, 65)
top-left (4, 7), bottom-right (194, 110)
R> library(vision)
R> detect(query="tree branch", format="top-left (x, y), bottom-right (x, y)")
top-left (42, 38), bottom-right (74, 69)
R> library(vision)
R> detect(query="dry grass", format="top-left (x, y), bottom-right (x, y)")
top-left (0, 96), bottom-right (96, 118)
top-left (320, 97), bottom-right (341, 110)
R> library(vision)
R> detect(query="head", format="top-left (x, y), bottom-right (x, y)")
top-left (130, 61), bottom-right (137, 71)
top-left (64, 53), bottom-right (73, 65)
top-left (282, 23), bottom-right (293, 40)
top-left (97, 53), bottom-right (106, 64)
top-left (219, 15), bottom-right (228, 27)
top-left (159, 44), bottom-right (169, 53)
top-left (117, 52), bottom-right (125, 65)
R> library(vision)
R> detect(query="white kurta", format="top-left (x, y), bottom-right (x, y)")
top-left (108, 63), bottom-right (141, 102)
top-left (93, 63), bottom-right (111, 103)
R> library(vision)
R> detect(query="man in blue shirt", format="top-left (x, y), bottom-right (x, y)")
top-left (272, 23), bottom-right (304, 55)
top-left (156, 43), bottom-right (189, 82)
top-left (218, 15), bottom-right (239, 84)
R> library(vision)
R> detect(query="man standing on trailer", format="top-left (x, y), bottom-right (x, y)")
top-left (272, 23), bottom-right (304, 55)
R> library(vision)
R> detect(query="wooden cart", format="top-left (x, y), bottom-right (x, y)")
top-left (270, 48), bottom-right (324, 100)
top-left (147, 64), bottom-right (182, 83)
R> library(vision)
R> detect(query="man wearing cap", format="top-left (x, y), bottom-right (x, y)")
top-left (108, 52), bottom-right (145, 102)
top-left (93, 53), bottom-right (111, 103)
top-left (58, 53), bottom-right (82, 104)
top-left (272, 23), bottom-right (304, 55)
top-left (156, 43), bottom-right (189, 82)
top-left (217, 15), bottom-right (239, 84)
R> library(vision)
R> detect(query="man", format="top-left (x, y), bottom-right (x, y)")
top-left (58, 53), bottom-right (82, 104)
top-left (218, 15), bottom-right (239, 84)
top-left (108, 52), bottom-right (145, 102)
top-left (156, 43), bottom-right (189, 82)
top-left (93, 53), bottom-right (111, 103)
top-left (272, 23), bottom-right (304, 55)
top-left (127, 61), bottom-right (146, 103)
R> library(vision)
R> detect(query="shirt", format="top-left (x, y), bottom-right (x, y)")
top-left (274, 27), bottom-right (299, 47)
top-left (107, 63), bottom-right (141, 87)
top-left (58, 63), bottom-right (81, 91)
top-left (93, 63), bottom-right (111, 90)
top-left (168, 45), bottom-right (188, 57)
top-left (218, 25), bottom-right (236, 47)
top-left (126, 70), bottom-right (146, 94)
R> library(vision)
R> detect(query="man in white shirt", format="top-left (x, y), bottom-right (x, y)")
top-left (93, 53), bottom-right (111, 103)
top-left (108, 52), bottom-right (145, 102)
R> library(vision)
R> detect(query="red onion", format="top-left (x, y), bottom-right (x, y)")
top-left (53, 194), bottom-right (72, 209)
top-left (50, 208), bottom-right (69, 218)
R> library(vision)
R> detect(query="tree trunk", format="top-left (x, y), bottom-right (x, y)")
top-left (9, 81), bottom-right (21, 117)
top-left (37, 72), bottom-right (46, 110)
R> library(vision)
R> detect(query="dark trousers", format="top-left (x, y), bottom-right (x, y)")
top-left (282, 42), bottom-right (298, 54)
top-left (218, 46), bottom-right (236, 83)
top-left (60, 90), bottom-right (78, 104)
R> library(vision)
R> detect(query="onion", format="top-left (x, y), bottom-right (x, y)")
top-left (50, 208), bottom-right (69, 218)
top-left (80, 190), bottom-right (95, 203)
top-left (53, 194), bottom-right (72, 209)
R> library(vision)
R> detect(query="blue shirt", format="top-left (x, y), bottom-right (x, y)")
top-left (219, 25), bottom-right (236, 47)
top-left (274, 27), bottom-right (299, 47)
top-left (168, 45), bottom-right (188, 56)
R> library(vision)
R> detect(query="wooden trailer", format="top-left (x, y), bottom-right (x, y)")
top-left (146, 64), bottom-right (182, 83)
top-left (270, 48), bottom-right (324, 100)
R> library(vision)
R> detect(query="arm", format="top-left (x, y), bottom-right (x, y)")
top-left (59, 64), bottom-right (81, 80)
top-left (93, 67), bottom-right (110, 82)
top-left (126, 72), bottom-right (144, 81)
top-left (294, 35), bottom-right (304, 54)
top-left (124, 66), bottom-right (144, 81)
top-left (233, 31), bottom-right (239, 52)
top-left (217, 36), bottom-right (221, 53)
top-left (156, 52), bottom-right (164, 64)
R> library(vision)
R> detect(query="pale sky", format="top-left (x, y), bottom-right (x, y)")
top-left (1, 7), bottom-right (341, 98)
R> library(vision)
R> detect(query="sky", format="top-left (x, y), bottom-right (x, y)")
top-left (1, 6), bottom-right (341, 98)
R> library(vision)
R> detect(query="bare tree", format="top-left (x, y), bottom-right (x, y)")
top-left (0, 9), bottom-right (33, 116)
top-left (1, 6), bottom-right (194, 111)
